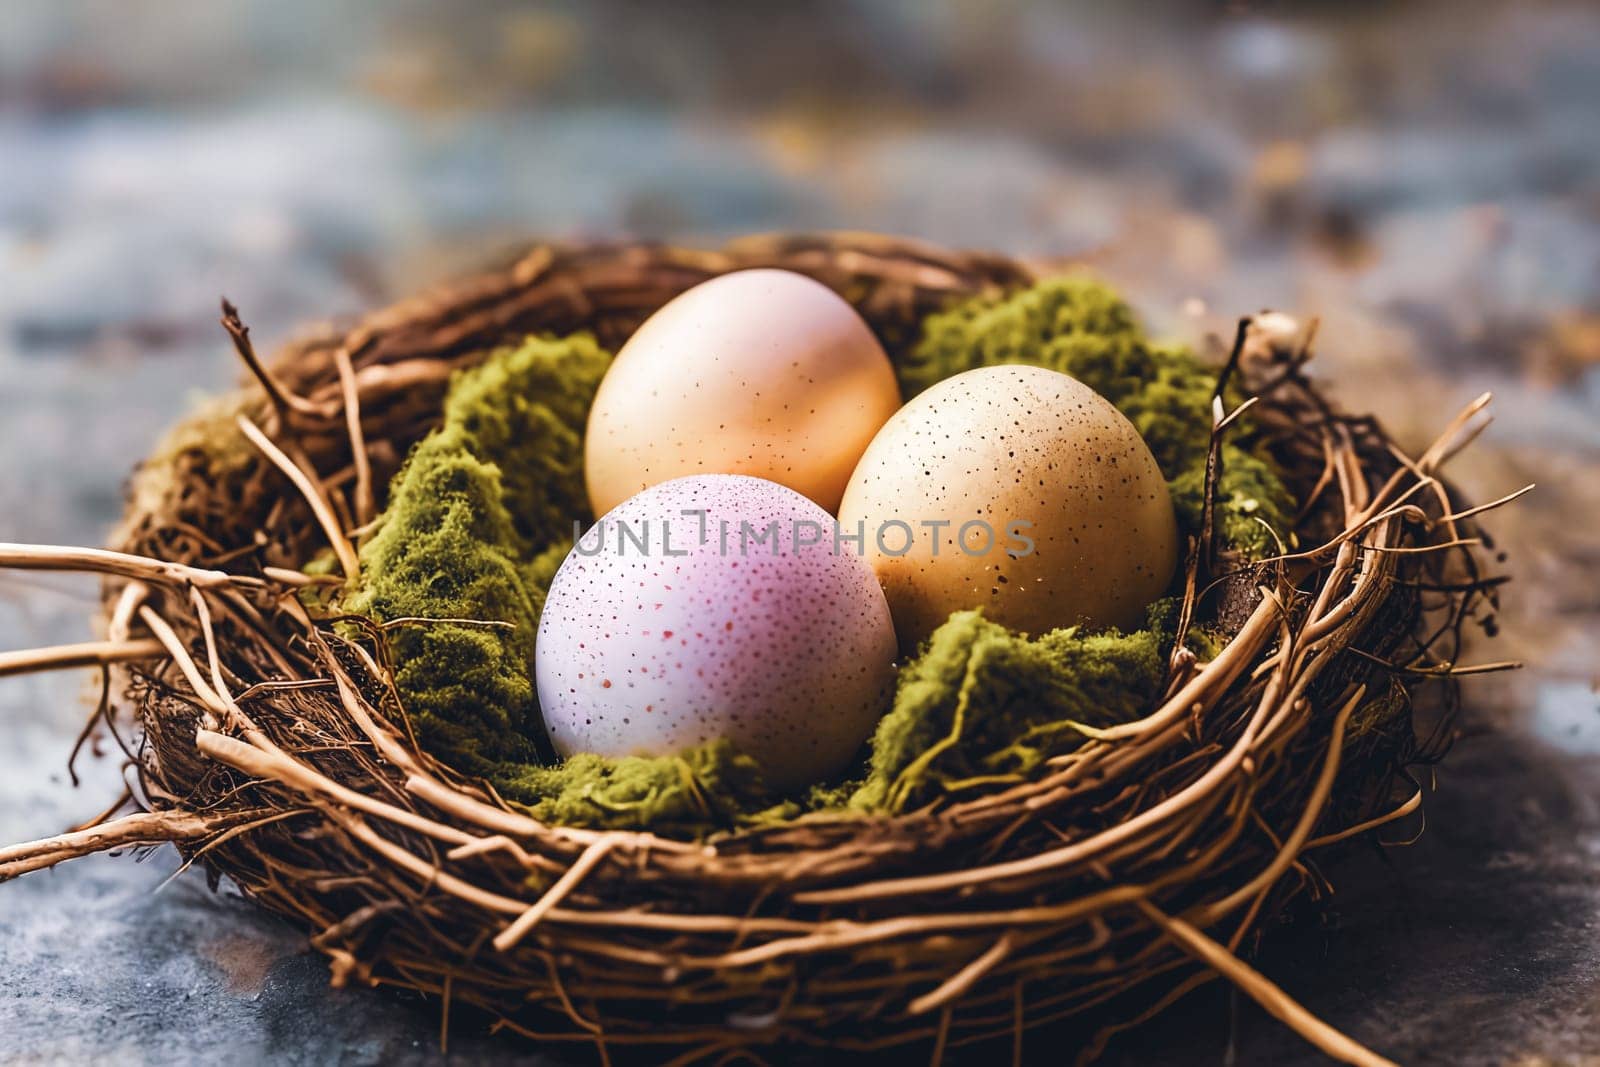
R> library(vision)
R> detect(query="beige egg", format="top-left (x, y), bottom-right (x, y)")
top-left (585, 269), bottom-right (902, 517)
top-left (838, 364), bottom-right (1178, 651)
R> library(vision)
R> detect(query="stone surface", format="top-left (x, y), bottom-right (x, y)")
top-left (2, 1), bottom-right (1598, 1063)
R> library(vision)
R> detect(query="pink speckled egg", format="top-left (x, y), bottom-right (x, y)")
top-left (535, 474), bottom-right (898, 792)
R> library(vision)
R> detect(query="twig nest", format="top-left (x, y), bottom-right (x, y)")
top-left (0, 237), bottom-right (1506, 1065)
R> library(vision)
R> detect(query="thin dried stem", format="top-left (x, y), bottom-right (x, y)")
top-left (0, 638), bottom-right (163, 679)
top-left (235, 414), bottom-right (360, 578)
top-left (0, 809), bottom-right (252, 881)
top-left (0, 543), bottom-right (258, 590)
top-left (494, 838), bottom-right (618, 950)
top-left (333, 346), bottom-right (377, 528)
top-left (1137, 901), bottom-right (1398, 1067)
top-left (220, 299), bottom-right (334, 420)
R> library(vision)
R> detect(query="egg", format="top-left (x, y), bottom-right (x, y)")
top-left (584, 269), bottom-right (902, 517)
top-left (535, 474), bottom-right (898, 791)
top-left (838, 364), bottom-right (1178, 651)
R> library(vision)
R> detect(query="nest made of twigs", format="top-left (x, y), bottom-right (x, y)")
top-left (0, 234), bottom-right (1516, 1066)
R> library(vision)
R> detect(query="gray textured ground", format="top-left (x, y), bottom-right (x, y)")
top-left (2, 2), bottom-right (1599, 1063)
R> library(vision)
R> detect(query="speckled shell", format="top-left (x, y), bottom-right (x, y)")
top-left (583, 269), bottom-right (902, 516)
top-left (535, 474), bottom-right (898, 792)
top-left (838, 364), bottom-right (1178, 651)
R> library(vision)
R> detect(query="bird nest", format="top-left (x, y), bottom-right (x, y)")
top-left (0, 234), bottom-right (1516, 1066)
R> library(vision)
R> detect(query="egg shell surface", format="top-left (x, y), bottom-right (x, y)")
top-left (583, 269), bottom-right (902, 516)
top-left (838, 364), bottom-right (1179, 651)
top-left (536, 474), bottom-right (898, 792)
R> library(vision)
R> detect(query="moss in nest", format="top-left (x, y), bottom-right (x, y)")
top-left (849, 603), bottom-right (1173, 813)
top-left (346, 433), bottom-right (541, 771)
top-left (437, 337), bottom-right (607, 555)
top-left (345, 334), bottom-right (609, 779)
top-left (140, 393), bottom-right (258, 477)
top-left (905, 277), bottom-right (1292, 557)
top-left (497, 739), bottom-right (770, 834)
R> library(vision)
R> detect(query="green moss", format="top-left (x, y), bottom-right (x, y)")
top-left (337, 278), bottom-right (1296, 835)
top-left (906, 277), bottom-right (1293, 557)
top-left (346, 430), bottom-right (543, 770)
top-left (848, 603), bottom-right (1175, 813)
top-left (141, 393), bottom-right (258, 478)
top-left (437, 338), bottom-right (604, 556)
top-left (344, 334), bottom-right (610, 781)
top-left (497, 739), bottom-right (771, 834)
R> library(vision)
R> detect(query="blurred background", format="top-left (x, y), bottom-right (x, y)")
top-left (2, 2), bottom-right (1597, 1063)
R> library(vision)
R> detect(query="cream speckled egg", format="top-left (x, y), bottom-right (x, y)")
top-left (584, 269), bottom-right (902, 516)
top-left (838, 364), bottom-right (1178, 651)
top-left (535, 474), bottom-right (897, 792)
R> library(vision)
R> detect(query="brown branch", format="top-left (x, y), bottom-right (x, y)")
top-left (494, 838), bottom-right (618, 950)
top-left (332, 346), bottom-right (378, 528)
top-left (1137, 901), bottom-right (1398, 1067)
top-left (0, 809), bottom-right (252, 881)
top-left (220, 298), bottom-right (334, 420)
top-left (235, 414), bottom-right (361, 578)
top-left (0, 638), bottom-right (164, 679)
top-left (0, 543), bottom-right (261, 590)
